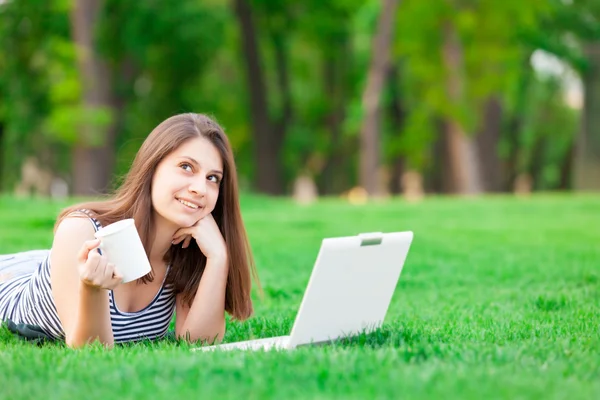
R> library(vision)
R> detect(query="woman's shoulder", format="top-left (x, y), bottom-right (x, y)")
top-left (59, 209), bottom-right (102, 230)
top-left (53, 212), bottom-right (99, 248)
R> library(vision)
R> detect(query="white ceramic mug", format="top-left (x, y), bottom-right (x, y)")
top-left (93, 219), bottom-right (152, 283)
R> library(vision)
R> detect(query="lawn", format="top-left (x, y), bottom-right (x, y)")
top-left (1, 193), bottom-right (599, 399)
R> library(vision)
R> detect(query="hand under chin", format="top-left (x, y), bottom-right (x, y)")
top-left (182, 211), bottom-right (210, 228)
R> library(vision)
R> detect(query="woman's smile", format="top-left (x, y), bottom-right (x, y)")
top-left (176, 197), bottom-right (203, 212)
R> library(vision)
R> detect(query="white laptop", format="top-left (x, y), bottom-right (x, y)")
top-left (193, 231), bottom-right (413, 352)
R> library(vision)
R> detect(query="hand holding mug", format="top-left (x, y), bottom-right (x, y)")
top-left (77, 239), bottom-right (123, 290)
top-left (93, 219), bottom-right (152, 283)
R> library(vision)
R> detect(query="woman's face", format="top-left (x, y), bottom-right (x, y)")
top-left (151, 137), bottom-right (223, 230)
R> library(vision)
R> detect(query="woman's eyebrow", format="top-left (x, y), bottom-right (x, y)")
top-left (179, 156), bottom-right (223, 175)
top-left (179, 156), bottom-right (200, 166)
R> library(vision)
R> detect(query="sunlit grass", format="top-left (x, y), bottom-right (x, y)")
top-left (1, 193), bottom-right (599, 399)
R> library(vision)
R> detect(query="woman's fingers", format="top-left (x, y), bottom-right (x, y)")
top-left (79, 246), bottom-right (122, 290)
top-left (107, 265), bottom-right (123, 289)
top-left (103, 262), bottom-right (115, 283)
top-left (112, 268), bottom-right (123, 283)
top-left (81, 259), bottom-right (123, 290)
top-left (85, 251), bottom-right (102, 277)
top-left (75, 238), bottom-right (123, 290)
top-left (172, 227), bottom-right (189, 241)
top-left (172, 235), bottom-right (193, 247)
top-left (92, 255), bottom-right (108, 285)
top-left (77, 238), bottom-right (101, 264)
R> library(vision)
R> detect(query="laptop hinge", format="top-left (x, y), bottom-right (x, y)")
top-left (359, 232), bottom-right (383, 246)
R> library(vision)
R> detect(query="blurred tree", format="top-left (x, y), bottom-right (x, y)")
top-left (70, 0), bottom-right (115, 195)
top-left (286, 0), bottom-right (360, 196)
top-left (393, 0), bottom-right (548, 195)
top-left (359, 0), bottom-right (399, 196)
top-left (385, 62), bottom-right (407, 194)
top-left (233, 0), bottom-right (284, 194)
top-left (313, 4), bottom-right (355, 195)
top-left (475, 97), bottom-right (503, 192)
top-left (518, 74), bottom-right (578, 191)
top-left (233, 0), bottom-right (362, 195)
top-left (0, 0), bottom-right (73, 192)
top-left (570, 0), bottom-right (600, 191)
top-left (0, 0), bottom-right (593, 196)
top-left (576, 41), bottom-right (600, 190)
top-left (519, 0), bottom-right (599, 190)
top-left (501, 55), bottom-right (535, 191)
top-left (96, 0), bottom-right (228, 186)
top-left (0, 0), bottom-right (228, 195)
top-left (441, 16), bottom-right (482, 194)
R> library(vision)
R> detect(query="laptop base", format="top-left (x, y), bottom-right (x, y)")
top-left (194, 335), bottom-right (292, 352)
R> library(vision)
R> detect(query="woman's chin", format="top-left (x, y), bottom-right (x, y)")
top-left (173, 218), bottom-right (196, 229)
top-left (175, 212), bottom-right (208, 228)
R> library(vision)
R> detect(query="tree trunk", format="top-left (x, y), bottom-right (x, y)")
top-left (270, 29), bottom-right (291, 193)
top-left (320, 51), bottom-right (342, 194)
top-left (233, 0), bottom-right (283, 195)
top-left (476, 97), bottom-right (504, 192)
top-left (320, 38), bottom-right (350, 195)
top-left (359, 0), bottom-right (399, 196)
top-left (529, 136), bottom-right (546, 191)
top-left (573, 42), bottom-right (600, 191)
top-left (443, 122), bottom-right (482, 194)
top-left (504, 55), bottom-right (534, 192)
top-left (425, 118), bottom-right (448, 193)
top-left (441, 21), bottom-right (482, 194)
top-left (70, 0), bottom-right (116, 195)
top-left (558, 142), bottom-right (574, 190)
top-left (387, 63), bottom-right (405, 194)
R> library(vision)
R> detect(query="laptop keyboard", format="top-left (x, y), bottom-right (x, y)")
top-left (195, 335), bottom-right (291, 352)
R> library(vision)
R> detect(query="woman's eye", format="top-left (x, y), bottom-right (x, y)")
top-left (180, 163), bottom-right (193, 172)
top-left (208, 175), bottom-right (221, 184)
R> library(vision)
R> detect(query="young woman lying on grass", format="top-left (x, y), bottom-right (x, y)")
top-left (0, 113), bottom-right (259, 348)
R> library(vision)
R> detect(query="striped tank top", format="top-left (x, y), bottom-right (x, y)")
top-left (0, 210), bottom-right (176, 343)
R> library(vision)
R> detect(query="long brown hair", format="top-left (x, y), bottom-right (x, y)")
top-left (55, 113), bottom-right (259, 320)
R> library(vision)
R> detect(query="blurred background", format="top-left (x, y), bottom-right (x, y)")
top-left (0, 0), bottom-right (598, 201)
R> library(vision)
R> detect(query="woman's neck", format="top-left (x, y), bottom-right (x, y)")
top-left (149, 216), bottom-right (179, 265)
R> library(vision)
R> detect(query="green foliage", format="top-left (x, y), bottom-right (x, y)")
top-left (95, 0), bottom-right (230, 177)
top-left (391, 0), bottom-right (551, 171)
top-left (517, 75), bottom-right (578, 188)
top-left (0, 0), bottom-right (74, 189)
top-left (534, 0), bottom-right (600, 75)
top-left (0, 0), bottom-right (592, 194)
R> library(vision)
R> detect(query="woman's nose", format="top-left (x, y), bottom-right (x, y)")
top-left (188, 178), bottom-right (207, 195)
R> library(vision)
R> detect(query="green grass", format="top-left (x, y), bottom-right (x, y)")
top-left (1, 193), bottom-right (599, 399)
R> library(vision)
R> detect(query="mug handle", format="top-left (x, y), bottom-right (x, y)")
top-left (96, 240), bottom-right (104, 256)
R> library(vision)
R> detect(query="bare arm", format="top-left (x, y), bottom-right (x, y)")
top-left (175, 255), bottom-right (229, 344)
top-left (50, 217), bottom-right (117, 348)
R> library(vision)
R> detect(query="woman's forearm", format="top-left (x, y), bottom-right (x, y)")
top-left (66, 282), bottom-right (114, 348)
top-left (178, 257), bottom-right (229, 343)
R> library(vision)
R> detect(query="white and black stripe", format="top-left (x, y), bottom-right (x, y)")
top-left (0, 210), bottom-right (176, 343)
